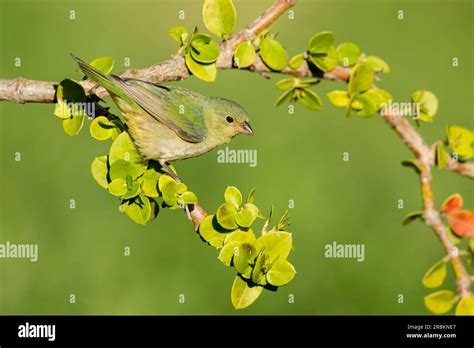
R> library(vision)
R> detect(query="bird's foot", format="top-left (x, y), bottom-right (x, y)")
top-left (159, 161), bottom-right (181, 183)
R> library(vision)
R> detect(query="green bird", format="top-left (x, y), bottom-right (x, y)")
top-left (71, 54), bottom-right (253, 176)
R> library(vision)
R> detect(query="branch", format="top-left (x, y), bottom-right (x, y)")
top-left (0, 0), bottom-right (296, 104)
top-left (418, 159), bottom-right (472, 298)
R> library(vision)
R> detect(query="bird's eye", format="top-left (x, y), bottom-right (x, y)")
top-left (225, 116), bottom-right (234, 123)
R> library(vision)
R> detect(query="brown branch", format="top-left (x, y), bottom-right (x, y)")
top-left (418, 159), bottom-right (472, 298)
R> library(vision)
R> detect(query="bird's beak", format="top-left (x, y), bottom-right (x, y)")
top-left (237, 121), bottom-right (254, 135)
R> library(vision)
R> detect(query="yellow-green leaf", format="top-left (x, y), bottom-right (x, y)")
top-left (185, 53), bottom-right (216, 82)
top-left (63, 115), bottom-right (85, 136)
top-left (348, 64), bottom-right (374, 95)
top-left (455, 296), bottom-right (474, 315)
top-left (202, 0), bottom-right (236, 38)
top-left (224, 186), bottom-right (242, 207)
top-left (424, 290), bottom-right (455, 314)
top-left (231, 276), bottom-right (263, 309)
top-left (436, 143), bottom-right (449, 169)
top-left (124, 195), bottom-right (151, 225)
top-left (266, 259), bottom-right (296, 286)
top-left (234, 41), bottom-right (255, 68)
top-left (422, 260), bottom-right (447, 289)
top-left (90, 116), bottom-right (114, 140)
top-left (90, 56), bottom-right (114, 75)
top-left (108, 178), bottom-right (128, 197)
top-left (299, 88), bottom-right (322, 111)
top-left (91, 156), bottom-right (108, 189)
top-left (327, 90), bottom-right (350, 107)
top-left (260, 37), bottom-right (288, 71)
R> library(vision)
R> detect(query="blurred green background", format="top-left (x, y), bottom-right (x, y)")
top-left (0, 0), bottom-right (472, 315)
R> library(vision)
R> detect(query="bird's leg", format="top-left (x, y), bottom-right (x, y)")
top-left (183, 204), bottom-right (193, 222)
top-left (159, 160), bottom-right (181, 183)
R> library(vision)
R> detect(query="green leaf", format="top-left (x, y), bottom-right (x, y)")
top-left (288, 53), bottom-right (304, 69)
top-left (436, 143), bottom-right (449, 169)
top-left (422, 260), bottom-right (447, 289)
top-left (308, 31), bottom-right (334, 53)
top-left (63, 115), bottom-right (85, 136)
top-left (235, 207), bottom-right (255, 228)
top-left (158, 175), bottom-right (176, 192)
top-left (364, 55), bottom-right (390, 73)
top-left (234, 243), bottom-right (257, 274)
top-left (309, 46), bottom-right (337, 72)
top-left (246, 187), bottom-right (256, 204)
top-left (259, 37), bottom-right (288, 71)
top-left (348, 64), bottom-right (374, 96)
top-left (455, 296), bottom-right (474, 315)
top-left (54, 79), bottom-right (87, 119)
top-left (224, 230), bottom-right (256, 245)
top-left (120, 178), bottom-right (141, 200)
top-left (90, 57), bottom-right (114, 75)
top-left (108, 178), bottom-right (128, 197)
top-left (91, 156), bottom-right (109, 189)
top-left (148, 198), bottom-right (160, 222)
top-left (124, 194), bottom-right (152, 225)
top-left (266, 259), bottom-right (296, 286)
top-left (190, 33), bottom-right (220, 64)
top-left (178, 191), bottom-right (198, 204)
top-left (218, 241), bottom-right (240, 266)
top-left (231, 276), bottom-right (263, 309)
top-left (216, 202), bottom-right (238, 230)
top-left (56, 79), bottom-right (86, 104)
top-left (109, 159), bottom-right (145, 180)
top-left (200, 215), bottom-right (229, 248)
top-left (299, 88), bottom-right (322, 111)
top-left (353, 93), bottom-right (378, 118)
top-left (224, 186), bottom-right (242, 208)
top-left (234, 41), bottom-right (255, 68)
top-left (90, 116), bottom-right (115, 140)
top-left (256, 231), bottom-right (292, 263)
top-left (446, 125), bottom-right (474, 159)
top-left (327, 90), bottom-right (350, 107)
top-left (424, 290), bottom-right (455, 314)
top-left (364, 89), bottom-right (392, 110)
top-left (185, 53), bottom-right (217, 82)
top-left (337, 42), bottom-right (361, 66)
top-left (141, 169), bottom-right (161, 198)
top-left (275, 78), bottom-right (295, 90)
top-left (275, 88), bottom-right (294, 106)
top-left (202, 0), bottom-right (236, 38)
top-left (251, 250), bottom-right (266, 284)
top-left (168, 25), bottom-right (188, 43)
top-left (109, 132), bottom-right (143, 165)
top-left (402, 211), bottom-right (423, 225)
top-left (411, 90), bottom-right (438, 122)
top-left (161, 181), bottom-right (178, 207)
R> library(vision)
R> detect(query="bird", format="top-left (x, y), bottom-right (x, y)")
top-left (71, 54), bottom-right (253, 179)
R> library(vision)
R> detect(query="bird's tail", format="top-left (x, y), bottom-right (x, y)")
top-left (70, 54), bottom-right (129, 101)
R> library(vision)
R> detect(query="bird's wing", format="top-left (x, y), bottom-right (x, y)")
top-left (111, 77), bottom-right (208, 143)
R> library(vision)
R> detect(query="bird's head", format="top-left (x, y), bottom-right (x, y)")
top-left (205, 97), bottom-right (253, 139)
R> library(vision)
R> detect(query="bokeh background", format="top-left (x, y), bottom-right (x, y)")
top-left (0, 0), bottom-right (472, 315)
